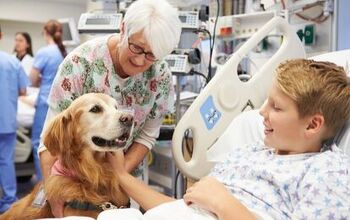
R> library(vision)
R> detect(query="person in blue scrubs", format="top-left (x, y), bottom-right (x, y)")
top-left (29, 20), bottom-right (66, 182)
top-left (0, 25), bottom-right (29, 213)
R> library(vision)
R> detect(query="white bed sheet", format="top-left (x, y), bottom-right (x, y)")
top-left (36, 217), bottom-right (94, 220)
top-left (97, 200), bottom-right (216, 220)
top-left (96, 199), bottom-right (271, 220)
top-left (17, 87), bottom-right (38, 128)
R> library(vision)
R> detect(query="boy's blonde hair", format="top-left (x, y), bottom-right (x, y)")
top-left (276, 59), bottom-right (350, 138)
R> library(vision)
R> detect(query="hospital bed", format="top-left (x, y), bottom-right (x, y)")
top-left (15, 87), bottom-right (38, 177)
top-left (172, 16), bottom-right (307, 179)
top-left (172, 17), bottom-right (350, 179)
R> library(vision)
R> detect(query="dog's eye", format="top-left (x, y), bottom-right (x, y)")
top-left (89, 105), bottom-right (102, 113)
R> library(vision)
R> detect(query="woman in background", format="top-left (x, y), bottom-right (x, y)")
top-left (13, 32), bottom-right (33, 76)
top-left (30, 19), bottom-right (67, 182)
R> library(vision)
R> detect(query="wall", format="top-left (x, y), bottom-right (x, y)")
top-left (0, 20), bottom-right (45, 54)
top-left (0, 0), bottom-right (86, 54)
top-left (336, 0), bottom-right (350, 50)
top-left (0, 0), bottom-right (86, 23)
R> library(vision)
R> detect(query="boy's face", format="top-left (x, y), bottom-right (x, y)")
top-left (259, 82), bottom-right (315, 154)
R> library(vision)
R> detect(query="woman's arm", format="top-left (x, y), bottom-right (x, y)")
top-left (107, 150), bottom-right (175, 211)
top-left (39, 108), bottom-right (60, 178)
top-left (183, 176), bottom-right (256, 220)
top-left (127, 116), bottom-right (163, 173)
top-left (38, 108), bottom-right (63, 217)
top-left (124, 142), bottom-right (149, 173)
top-left (29, 67), bottom-right (41, 87)
top-left (19, 88), bottom-right (27, 96)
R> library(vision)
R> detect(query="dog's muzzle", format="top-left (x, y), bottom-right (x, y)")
top-left (92, 131), bottom-right (130, 148)
top-left (92, 112), bottom-right (134, 149)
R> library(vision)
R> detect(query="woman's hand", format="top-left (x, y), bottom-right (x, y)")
top-left (183, 176), bottom-right (232, 213)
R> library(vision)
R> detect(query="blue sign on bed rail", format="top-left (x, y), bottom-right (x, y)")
top-left (200, 95), bottom-right (221, 130)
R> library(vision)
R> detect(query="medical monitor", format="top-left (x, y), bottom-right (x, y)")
top-left (178, 11), bottom-right (199, 29)
top-left (58, 18), bottom-right (80, 46)
top-left (77, 13), bottom-right (122, 34)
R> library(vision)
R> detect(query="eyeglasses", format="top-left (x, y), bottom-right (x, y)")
top-left (128, 39), bottom-right (157, 62)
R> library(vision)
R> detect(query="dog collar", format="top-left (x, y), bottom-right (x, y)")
top-left (64, 201), bottom-right (121, 212)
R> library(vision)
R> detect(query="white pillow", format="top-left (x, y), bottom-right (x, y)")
top-left (207, 109), bottom-right (264, 162)
top-left (336, 121), bottom-right (350, 155)
top-left (310, 50), bottom-right (350, 155)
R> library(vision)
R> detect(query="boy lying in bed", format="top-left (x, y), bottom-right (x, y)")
top-left (105, 59), bottom-right (350, 220)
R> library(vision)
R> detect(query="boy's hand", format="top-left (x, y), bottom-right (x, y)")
top-left (106, 150), bottom-right (127, 176)
top-left (183, 176), bottom-right (232, 213)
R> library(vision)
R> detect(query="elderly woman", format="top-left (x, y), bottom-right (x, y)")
top-left (38, 0), bottom-right (181, 217)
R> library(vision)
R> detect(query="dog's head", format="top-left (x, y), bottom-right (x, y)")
top-left (42, 93), bottom-right (131, 205)
top-left (43, 93), bottom-right (134, 159)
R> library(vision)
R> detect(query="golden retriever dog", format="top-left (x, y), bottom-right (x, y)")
top-left (0, 93), bottom-right (133, 220)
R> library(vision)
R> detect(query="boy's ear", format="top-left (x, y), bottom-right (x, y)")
top-left (306, 114), bottom-right (325, 135)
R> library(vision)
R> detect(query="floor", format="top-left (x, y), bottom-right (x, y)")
top-left (17, 177), bottom-right (36, 198)
top-left (0, 162), bottom-right (36, 200)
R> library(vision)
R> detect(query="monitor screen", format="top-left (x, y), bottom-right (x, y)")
top-left (166, 59), bottom-right (176, 67)
top-left (179, 15), bottom-right (187, 23)
top-left (61, 22), bottom-right (73, 41)
top-left (86, 18), bottom-right (111, 25)
top-left (58, 18), bottom-right (80, 46)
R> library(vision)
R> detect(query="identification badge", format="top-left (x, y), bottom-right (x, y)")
top-left (32, 186), bottom-right (47, 208)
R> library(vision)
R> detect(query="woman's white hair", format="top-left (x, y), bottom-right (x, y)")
top-left (122, 0), bottom-right (181, 59)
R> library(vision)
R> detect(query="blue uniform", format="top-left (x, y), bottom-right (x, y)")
top-left (31, 45), bottom-right (63, 181)
top-left (0, 51), bottom-right (29, 213)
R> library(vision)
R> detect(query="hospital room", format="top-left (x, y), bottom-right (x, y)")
top-left (0, 0), bottom-right (349, 219)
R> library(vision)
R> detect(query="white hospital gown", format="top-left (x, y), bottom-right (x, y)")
top-left (210, 142), bottom-right (350, 220)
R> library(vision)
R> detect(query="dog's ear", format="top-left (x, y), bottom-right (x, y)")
top-left (43, 111), bottom-right (74, 157)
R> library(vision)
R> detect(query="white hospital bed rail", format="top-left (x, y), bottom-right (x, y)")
top-left (172, 16), bottom-right (306, 180)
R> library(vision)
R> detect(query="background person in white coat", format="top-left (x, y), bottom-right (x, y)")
top-left (13, 32), bottom-right (34, 77)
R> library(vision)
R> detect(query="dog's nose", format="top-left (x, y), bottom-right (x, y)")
top-left (119, 114), bottom-right (133, 126)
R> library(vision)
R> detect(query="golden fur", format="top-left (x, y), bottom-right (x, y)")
top-left (0, 93), bottom-right (133, 219)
